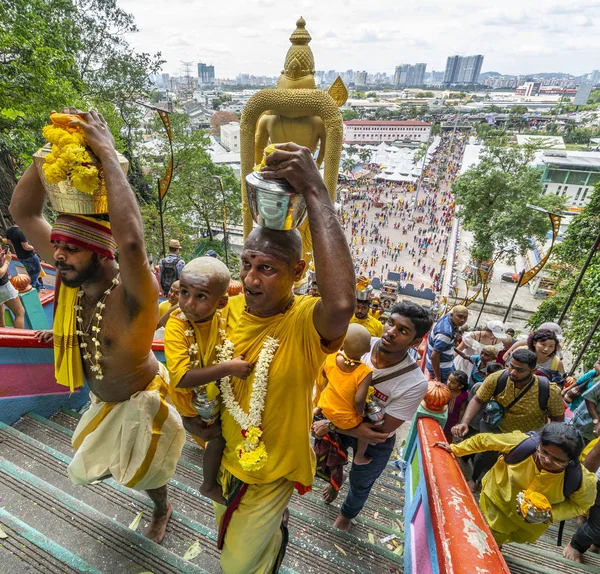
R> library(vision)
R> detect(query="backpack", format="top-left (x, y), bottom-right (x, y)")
top-left (160, 256), bottom-right (180, 295)
top-left (482, 371), bottom-right (550, 429)
top-left (503, 431), bottom-right (583, 497)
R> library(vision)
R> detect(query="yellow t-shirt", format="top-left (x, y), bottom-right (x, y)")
top-left (221, 295), bottom-right (343, 487)
top-left (476, 370), bottom-right (565, 433)
top-left (158, 299), bottom-right (172, 317)
top-left (164, 297), bottom-right (243, 417)
top-left (451, 431), bottom-right (597, 541)
top-left (350, 313), bottom-right (384, 337)
top-left (318, 353), bottom-right (372, 430)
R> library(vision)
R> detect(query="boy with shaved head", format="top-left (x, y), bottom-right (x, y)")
top-left (164, 257), bottom-right (252, 504)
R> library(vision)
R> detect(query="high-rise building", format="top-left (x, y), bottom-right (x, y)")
top-left (197, 63), bottom-right (215, 86)
top-left (355, 71), bottom-right (368, 87)
top-left (393, 63), bottom-right (426, 87)
top-left (443, 55), bottom-right (484, 85)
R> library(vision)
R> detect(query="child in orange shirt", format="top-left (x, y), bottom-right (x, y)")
top-left (317, 324), bottom-right (374, 465)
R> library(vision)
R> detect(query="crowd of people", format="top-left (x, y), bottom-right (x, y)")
top-left (339, 133), bottom-right (465, 294)
top-left (425, 305), bottom-right (600, 561)
top-left (1, 111), bottom-right (599, 572)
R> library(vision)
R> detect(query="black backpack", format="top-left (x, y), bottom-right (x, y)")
top-left (503, 431), bottom-right (583, 497)
top-left (160, 257), bottom-right (180, 295)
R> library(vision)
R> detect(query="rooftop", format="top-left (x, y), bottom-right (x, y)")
top-left (344, 120), bottom-right (432, 127)
top-left (541, 153), bottom-right (600, 169)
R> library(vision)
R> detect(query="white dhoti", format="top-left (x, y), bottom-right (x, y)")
top-left (67, 364), bottom-right (185, 491)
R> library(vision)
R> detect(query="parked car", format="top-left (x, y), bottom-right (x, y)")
top-left (501, 272), bottom-right (519, 283)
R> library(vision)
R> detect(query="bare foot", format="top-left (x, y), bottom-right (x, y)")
top-left (322, 484), bottom-right (339, 504)
top-left (563, 543), bottom-right (582, 563)
top-left (590, 544), bottom-right (599, 554)
top-left (200, 483), bottom-right (227, 506)
top-left (146, 502), bottom-right (172, 544)
top-left (333, 513), bottom-right (352, 532)
top-left (353, 454), bottom-right (372, 465)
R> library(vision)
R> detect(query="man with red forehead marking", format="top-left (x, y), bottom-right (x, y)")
top-left (9, 110), bottom-right (185, 544)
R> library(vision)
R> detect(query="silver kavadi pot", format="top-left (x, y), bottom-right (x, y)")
top-left (245, 171), bottom-right (307, 230)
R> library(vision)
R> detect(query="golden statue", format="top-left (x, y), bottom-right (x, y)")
top-left (240, 17), bottom-right (347, 275)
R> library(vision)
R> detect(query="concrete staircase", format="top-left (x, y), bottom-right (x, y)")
top-left (0, 408), bottom-right (405, 573)
top-left (1, 407), bottom-right (599, 573)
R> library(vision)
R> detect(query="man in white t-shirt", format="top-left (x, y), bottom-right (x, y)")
top-left (313, 301), bottom-right (433, 532)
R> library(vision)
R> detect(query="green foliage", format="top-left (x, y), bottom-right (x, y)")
top-left (366, 92), bottom-right (377, 99)
top-left (0, 0), bottom-right (163, 212)
top-left (452, 140), bottom-right (565, 263)
top-left (530, 183), bottom-right (600, 368)
top-left (142, 113), bottom-right (241, 258)
top-left (341, 109), bottom-right (359, 121)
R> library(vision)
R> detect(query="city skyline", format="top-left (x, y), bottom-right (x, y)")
top-left (119, 0), bottom-right (599, 79)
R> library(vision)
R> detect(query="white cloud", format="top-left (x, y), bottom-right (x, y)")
top-left (117, 0), bottom-right (600, 77)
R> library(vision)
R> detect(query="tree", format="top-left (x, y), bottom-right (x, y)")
top-left (452, 140), bottom-right (566, 264)
top-left (341, 109), bottom-right (359, 121)
top-left (529, 183), bottom-right (600, 368)
top-left (0, 0), bottom-right (164, 220)
top-left (346, 145), bottom-right (358, 157)
top-left (210, 111), bottom-right (238, 136)
top-left (341, 158), bottom-right (356, 173)
top-left (358, 148), bottom-right (373, 164)
top-left (143, 113), bottom-right (241, 262)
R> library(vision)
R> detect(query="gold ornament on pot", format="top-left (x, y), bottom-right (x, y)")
top-left (422, 381), bottom-right (452, 412)
top-left (33, 113), bottom-right (129, 215)
top-left (10, 273), bottom-right (32, 293)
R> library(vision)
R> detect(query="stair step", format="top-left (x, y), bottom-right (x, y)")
top-left (48, 410), bottom-right (406, 555)
top-left (0, 458), bottom-right (206, 573)
top-left (0, 506), bottom-right (102, 573)
top-left (503, 542), bottom-right (599, 573)
top-left (10, 414), bottom-right (403, 573)
top-left (0, 422), bottom-right (223, 571)
top-left (54, 408), bottom-right (406, 519)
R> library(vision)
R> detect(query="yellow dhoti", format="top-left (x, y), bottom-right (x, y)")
top-left (67, 364), bottom-right (185, 490)
top-left (214, 467), bottom-right (294, 574)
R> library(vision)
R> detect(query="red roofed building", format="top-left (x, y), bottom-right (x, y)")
top-left (344, 120), bottom-right (431, 144)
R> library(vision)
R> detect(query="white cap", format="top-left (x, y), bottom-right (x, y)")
top-left (486, 320), bottom-right (505, 336)
top-left (538, 322), bottom-right (563, 340)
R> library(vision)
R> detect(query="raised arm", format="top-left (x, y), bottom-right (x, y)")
top-left (68, 111), bottom-right (157, 303)
top-left (9, 165), bottom-right (55, 263)
top-left (262, 143), bottom-right (355, 342)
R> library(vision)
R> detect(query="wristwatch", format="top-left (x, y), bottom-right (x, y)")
top-left (593, 419), bottom-right (599, 425)
top-left (328, 421), bottom-right (336, 432)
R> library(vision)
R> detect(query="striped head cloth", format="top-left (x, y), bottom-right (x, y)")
top-left (50, 214), bottom-right (117, 260)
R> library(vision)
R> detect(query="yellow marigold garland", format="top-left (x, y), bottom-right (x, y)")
top-left (41, 117), bottom-right (100, 195)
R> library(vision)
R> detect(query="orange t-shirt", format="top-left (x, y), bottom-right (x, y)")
top-left (318, 353), bottom-right (372, 430)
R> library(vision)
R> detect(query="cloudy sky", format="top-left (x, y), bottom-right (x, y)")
top-left (119, 0), bottom-right (599, 78)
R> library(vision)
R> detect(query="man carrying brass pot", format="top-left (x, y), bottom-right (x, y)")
top-left (211, 142), bottom-right (357, 573)
top-left (9, 109), bottom-right (185, 544)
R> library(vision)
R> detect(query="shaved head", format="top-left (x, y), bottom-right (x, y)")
top-left (244, 227), bottom-right (303, 265)
top-left (343, 324), bottom-right (372, 360)
top-left (180, 256), bottom-right (230, 296)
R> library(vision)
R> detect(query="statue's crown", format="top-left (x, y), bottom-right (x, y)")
top-left (281, 17), bottom-right (315, 82)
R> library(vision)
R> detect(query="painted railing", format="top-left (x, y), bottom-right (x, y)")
top-left (0, 283), bottom-right (166, 424)
top-left (402, 405), bottom-right (510, 574)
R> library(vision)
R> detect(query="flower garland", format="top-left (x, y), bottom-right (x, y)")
top-left (75, 275), bottom-right (120, 380)
top-left (217, 335), bottom-right (279, 472)
top-left (42, 116), bottom-right (99, 194)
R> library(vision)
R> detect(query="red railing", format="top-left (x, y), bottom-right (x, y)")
top-left (417, 417), bottom-right (510, 573)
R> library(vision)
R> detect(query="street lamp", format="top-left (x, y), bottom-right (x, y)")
top-left (212, 175), bottom-right (229, 266)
